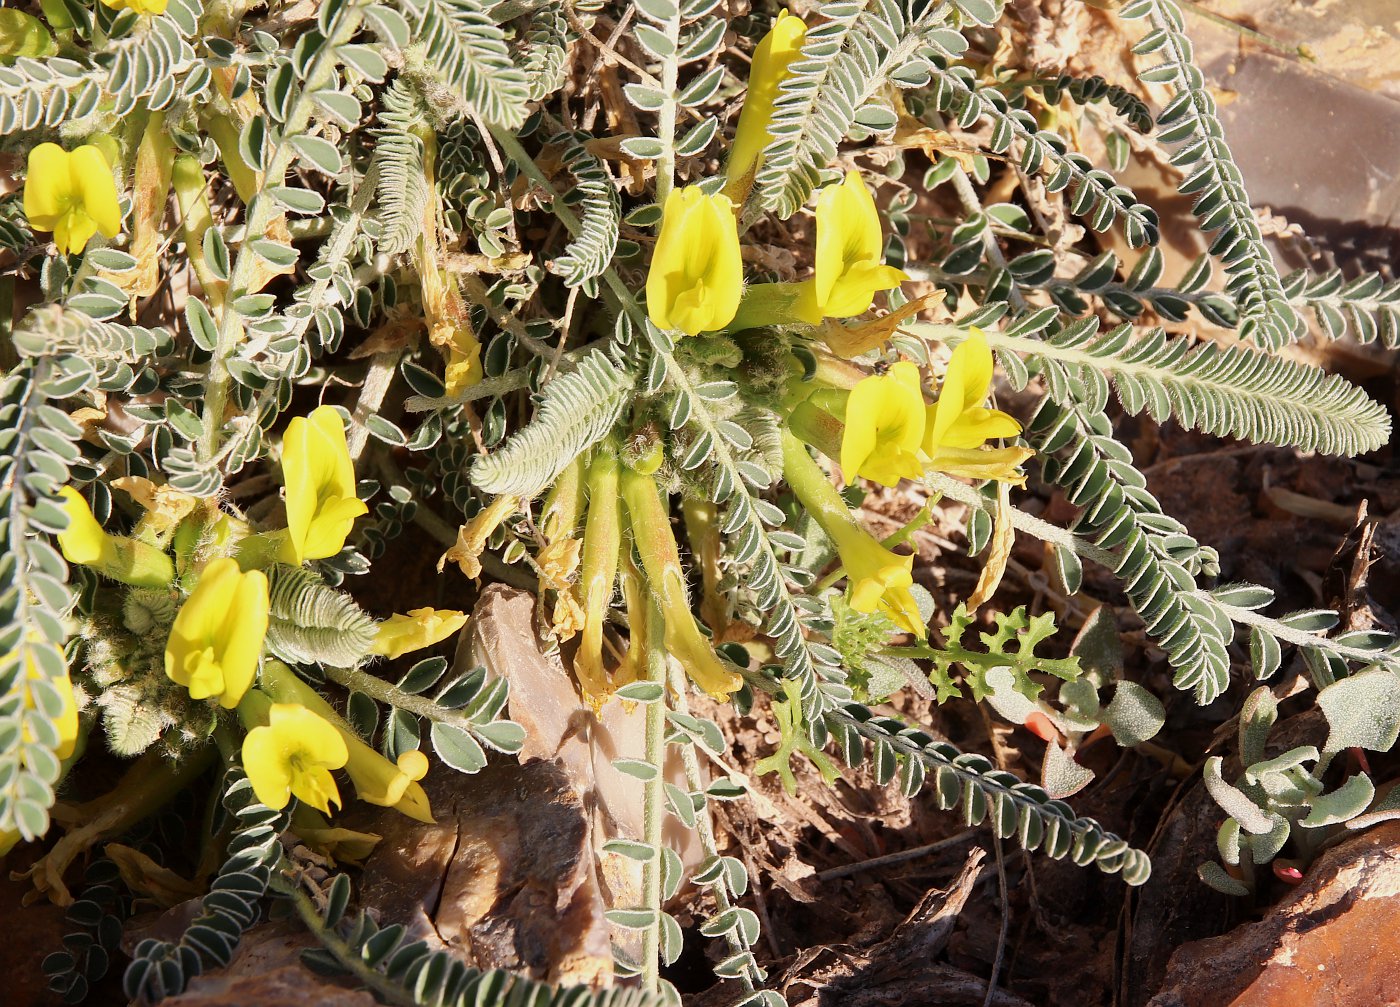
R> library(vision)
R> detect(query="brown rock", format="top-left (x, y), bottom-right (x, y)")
top-left (352, 756), bottom-right (613, 987)
top-left (1148, 820), bottom-right (1400, 1007)
top-left (155, 919), bottom-right (376, 1007)
top-left (160, 965), bottom-right (377, 1007)
top-left (462, 586), bottom-right (704, 901)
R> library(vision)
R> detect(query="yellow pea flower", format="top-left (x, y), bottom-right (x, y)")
top-left (646, 186), bottom-right (743, 337)
top-left (343, 744), bottom-right (433, 823)
top-left (724, 10), bottom-right (807, 203)
top-left (278, 406), bottom-right (369, 565)
top-left (836, 527), bottom-right (925, 635)
top-left (97, 0), bottom-right (169, 15)
top-left (56, 486), bottom-right (175, 587)
top-left (241, 702), bottom-right (348, 814)
top-left (370, 608), bottom-right (468, 660)
top-left (781, 430), bottom-right (926, 638)
top-left (923, 330), bottom-right (1032, 486)
top-left (840, 361), bottom-right (927, 487)
top-left (56, 486), bottom-right (117, 569)
top-left (7, 640), bottom-right (80, 763)
top-left (620, 467), bottom-right (743, 699)
top-left (259, 661), bottom-right (435, 823)
top-left (23, 143), bottom-right (122, 256)
top-left (805, 170), bottom-right (907, 320)
top-left (164, 557), bottom-right (269, 708)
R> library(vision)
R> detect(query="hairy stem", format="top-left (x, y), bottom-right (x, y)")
top-left (639, 598), bottom-right (667, 993)
top-left (198, 1), bottom-right (368, 460)
top-left (668, 659), bottom-right (761, 992)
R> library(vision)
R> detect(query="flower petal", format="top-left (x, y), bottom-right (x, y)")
top-left (646, 187), bottom-right (741, 335)
top-left (69, 145), bottom-right (122, 238)
top-left (941, 406), bottom-right (1022, 449)
top-left (243, 725), bottom-right (295, 810)
top-left (23, 143), bottom-right (71, 230)
top-left (840, 362), bottom-right (926, 486)
top-left (951, 329), bottom-right (994, 412)
top-left (213, 568), bottom-right (268, 708)
top-left (56, 486), bottom-right (114, 567)
top-left (725, 10), bottom-right (806, 195)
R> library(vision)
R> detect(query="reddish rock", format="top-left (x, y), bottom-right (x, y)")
top-left (159, 964), bottom-right (377, 1007)
top-left (1149, 820), bottom-right (1400, 1006)
top-left (156, 919), bottom-right (376, 1007)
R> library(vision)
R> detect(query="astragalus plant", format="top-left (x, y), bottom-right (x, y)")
top-left (1, 0), bottom-right (1397, 1004)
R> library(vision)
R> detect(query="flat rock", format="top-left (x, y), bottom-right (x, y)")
top-left (462, 586), bottom-right (704, 905)
top-left (350, 756), bottom-right (613, 987)
top-left (156, 919), bottom-right (376, 1007)
top-left (1148, 819), bottom-right (1400, 1007)
top-left (160, 965), bottom-right (377, 1007)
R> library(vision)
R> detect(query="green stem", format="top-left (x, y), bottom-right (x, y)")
top-left (283, 881), bottom-right (418, 1006)
top-left (779, 429), bottom-right (869, 557)
top-left (1177, 0), bottom-right (1312, 58)
top-left (667, 659), bottom-right (761, 992)
top-left (653, 3), bottom-right (682, 208)
top-left (489, 124), bottom-right (645, 327)
top-left (198, 1), bottom-right (368, 461)
top-left (639, 598), bottom-right (667, 994)
top-left (320, 664), bottom-right (494, 742)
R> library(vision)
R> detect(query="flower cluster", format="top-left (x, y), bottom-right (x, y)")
top-left (48, 406), bottom-right (463, 833)
top-left (645, 14), bottom-right (906, 338)
top-left (840, 330), bottom-right (1032, 488)
top-left (596, 11), bottom-right (1030, 687)
top-left (777, 331), bottom-right (1032, 634)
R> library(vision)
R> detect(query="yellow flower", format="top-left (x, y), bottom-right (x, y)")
top-left (835, 524), bottom-right (925, 636)
top-left (23, 143), bottom-right (122, 256)
top-left (97, 0), bottom-right (169, 15)
top-left (56, 486), bottom-right (175, 587)
top-left (56, 487), bottom-right (118, 569)
top-left (620, 467), bottom-right (743, 699)
top-left (806, 170), bottom-right (907, 320)
top-left (164, 557), bottom-right (269, 708)
top-left (370, 608), bottom-right (468, 660)
top-left (840, 361), bottom-right (926, 487)
top-left (242, 703), bottom-right (348, 814)
top-left (8, 640), bottom-right (80, 762)
top-left (278, 406), bottom-right (368, 565)
top-left (780, 429), bottom-right (926, 639)
top-left (343, 744), bottom-right (433, 823)
top-left (646, 186), bottom-right (743, 337)
top-left (923, 330), bottom-right (1031, 485)
top-left (0, 641), bottom-right (81, 857)
top-left (259, 661), bottom-right (435, 823)
top-left (724, 10), bottom-right (807, 203)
